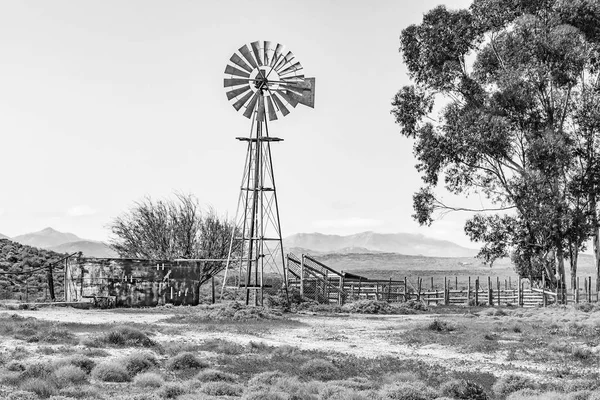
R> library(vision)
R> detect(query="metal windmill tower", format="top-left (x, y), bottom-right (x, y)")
top-left (222, 41), bottom-right (315, 305)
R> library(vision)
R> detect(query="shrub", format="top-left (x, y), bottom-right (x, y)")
top-left (133, 371), bottom-right (164, 388)
top-left (572, 346), bottom-right (593, 361)
top-left (122, 352), bottom-right (158, 376)
top-left (242, 390), bottom-right (290, 400)
top-left (568, 391), bottom-right (593, 400)
top-left (159, 383), bottom-right (186, 399)
top-left (6, 390), bottom-right (40, 400)
top-left (58, 385), bottom-right (102, 399)
top-left (65, 355), bottom-right (96, 375)
top-left (493, 375), bottom-right (537, 397)
top-left (53, 365), bottom-right (87, 387)
top-left (6, 361), bottom-right (26, 371)
top-left (195, 369), bottom-right (238, 383)
top-left (247, 371), bottom-right (290, 388)
top-left (166, 352), bottom-right (208, 371)
top-left (199, 339), bottom-right (245, 355)
top-left (428, 319), bottom-right (454, 332)
top-left (200, 381), bottom-right (243, 396)
top-left (102, 326), bottom-right (155, 347)
top-left (380, 381), bottom-right (439, 400)
top-left (505, 390), bottom-right (561, 400)
top-left (20, 377), bottom-right (58, 398)
top-left (300, 359), bottom-right (339, 381)
top-left (0, 370), bottom-right (22, 386)
top-left (440, 379), bottom-right (488, 400)
top-left (22, 363), bottom-right (53, 379)
top-left (91, 361), bottom-right (130, 382)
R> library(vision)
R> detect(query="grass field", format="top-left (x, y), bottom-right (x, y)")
top-left (0, 301), bottom-right (599, 400)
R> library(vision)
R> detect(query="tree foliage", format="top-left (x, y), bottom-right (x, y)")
top-left (109, 194), bottom-right (239, 281)
top-left (392, 0), bottom-right (600, 285)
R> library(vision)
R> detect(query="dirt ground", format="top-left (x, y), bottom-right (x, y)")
top-left (2, 305), bottom-right (596, 383)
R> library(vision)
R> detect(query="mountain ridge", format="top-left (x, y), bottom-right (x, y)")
top-left (284, 231), bottom-right (477, 258)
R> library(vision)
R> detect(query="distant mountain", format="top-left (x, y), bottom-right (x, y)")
top-left (49, 241), bottom-right (118, 258)
top-left (0, 233), bottom-right (8, 239)
top-left (284, 231), bottom-right (478, 258)
top-left (12, 227), bottom-right (81, 249)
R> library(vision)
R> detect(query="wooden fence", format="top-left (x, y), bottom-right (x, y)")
top-left (286, 253), bottom-right (598, 308)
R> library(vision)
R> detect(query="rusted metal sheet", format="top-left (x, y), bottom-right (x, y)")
top-left (65, 258), bottom-right (205, 307)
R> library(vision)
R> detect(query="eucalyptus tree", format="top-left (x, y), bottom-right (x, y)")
top-left (391, 0), bottom-right (600, 287)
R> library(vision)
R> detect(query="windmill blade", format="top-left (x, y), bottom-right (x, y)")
top-left (226, 85), bottom-right (252, 100)
top-left (286, 77), bottom-right (315, 108)
top-left (229, 53), bottom-right (252, 73)
top-left (279, 61), bottom-right (303, 77)
top-left (224, 78), bottom-right (250, 88)
top-left (256, 96), bottom-right (266, 122)
top-left (243, 92), bottom-right (260, 119)
top-left (271, 93), bottom-right (290, 116)
top-left (225, 65), bottom-right (250, 78)
top-left (264, 41), bottom-right (274, 66)
top-left (274, 89), bottom-right (298, 108)
top-left (271, 43), bottom-right (285, 67)
top-left (239, 44), bottom-right (258, 69)
top-left (266, 96), bottom-right (278, 121)
top-left (281, 74), bottom-right (304, 82)
top-left (274, 51), bottom-right (294, 72)
top-left (251, 41), bottom-right (264, 67)
top-left (232, 90), bottom-right (254, 111)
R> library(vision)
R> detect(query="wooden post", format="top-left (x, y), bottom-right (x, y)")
top-left (444, 277), bottom-right (449, 305)
top-left (542, 273), bottom-right (547, 307)
top-left (589, 276), bottom-right (592, 303)
top-left (576, 277), bottom-right (580, 304)
top-left (25, 279), bottom-right (29, 303)
top-left (417, 277), bottom-right (422, 301)
top-left (505, 279), bottom-right (507, 291)
top-left (47, 264), bottom-right (55, 301)
top-left (497, 277), bottom-right (501, 305)
top-left (388, 277), bottom-right (392, 302)
top-left (404, 276), bottom-right (407, 301)
top-left (488, 276), bottom-right (493, 306)
top-left (338, 275), bottom-right (344, 305)
top-left (375, 283), bottom-right (379, 301)
top-left (211, 276), bottom-right (215, 304)
top-left (455, 276), bottom-right (458, 290)
top-left (556, 275), bottom-right (560, 304)
top-left (431, 277), bottom-right (434, 291)
top-left (351, 284), bottom-right (354, 300)
top-left (517, 276), bottom-right (521, 307)
top-left (357, 277), bottom-right (362, 299)
top-left (467, 276), bottom-right (471, 305)
top-left (509, 276), bottom-right (512, 289)
top-left (475, 278), bottom-right (479, 305)
top-left (300, 255), bottom-right (305, 298)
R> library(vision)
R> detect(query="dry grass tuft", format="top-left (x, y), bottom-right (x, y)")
top-left (91, 361), bottom-right (131, 382)
top-left (133, 371), bottom-right (164, 388)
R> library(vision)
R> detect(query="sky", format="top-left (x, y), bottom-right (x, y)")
top-left (0, 0), bottom-right (483, 247)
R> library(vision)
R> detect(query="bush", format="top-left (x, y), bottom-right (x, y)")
top-left (440, 379), bottom-right (488, 400)
top-left (300, 359), bottom-right (339, 381)
top-left (493, 375), bottom-right (537, 397)
top-left (91, 361), bottom-right (131, 382)
top-left (102, 326), bottom-right (155, 347)
top-left (22, 363), bottom-right (53, 379)
top-left (6, 390), bottom-right (40, 400)
top-left (20, 377), bottom-right (58, 398)
top-left (133, 371), bottom-right (164, 388)
top-left (58, 385), bottom-right (102, 399)
top-left (166, 352), bottom-right (208, 371)
top-left (380, 381), bottom-right (439, 400)
top-left (428, 319), bottom-right (454, 332)
top-left (242, 390), bottom-right (289, 400)
top-left (53, 365), bottom-right (87, 387)
top-left (247, 371), bottom-right (290, 388)
top-left (64, 355), bottom-right (96, 375)
top-left (200, 381), bottom-right (243, 396)
top-left (122, 352), bottom-right (158, 376)
top-left (159, 383), bottom-right (186, 399)
top-left (195, 369), bottom-right (238, 383)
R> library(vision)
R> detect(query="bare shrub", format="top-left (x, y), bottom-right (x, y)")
top-left (91, 361), bottom-right (130, 382)
top-left (22, 363), bottom-right (53, 379)
top-left (0, 370), bottom-right (22, 386)
top-left (427, 319), bottom-right (454, 332)
top-left (102, 326), bottom-right (156, 348)
top-left (166, 352), bottom-right (208, 371)
top-left (493, 375), bottom-right (537, 397)
top-left (247, 371), bottom-right (290, 388)
top-left (58, 385), bottom-right (102, 399)
top-left (133, 371), bottom-right (164, 388)
top-left (5, 390), bottom-right (40, 400)
top-left (505, 390), bottom-right (561, 400)
top-left (242, 390), bottom-right (289, 400)
top-left (300, 359), bottom-right (339, 381)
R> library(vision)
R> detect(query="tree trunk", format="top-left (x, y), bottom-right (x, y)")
top-left (556, 245), bottom-right (566, 286)
top-left (569, 243), bottom-right (578, 291)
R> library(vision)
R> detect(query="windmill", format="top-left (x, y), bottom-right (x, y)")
top-left (222, 41), bottom-right (315, 305)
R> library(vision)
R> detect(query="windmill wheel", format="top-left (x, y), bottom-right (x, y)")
top-left (224, 41), bottom-right (315, 121)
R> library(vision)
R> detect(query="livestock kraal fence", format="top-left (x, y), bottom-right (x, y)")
top-left (0, 252), bottom-right (597, 308)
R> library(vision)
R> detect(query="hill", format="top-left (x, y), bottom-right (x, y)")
top-left (0, 238), bottom-right (66, 300)
top-left (12, 227), bottom-right (81, 249)
top-left (284, 231), bottom-right (477, 258)
top-left (0, 233), bottom-right (8, 239)
top-left (49, 241), bottom-right (118, 258)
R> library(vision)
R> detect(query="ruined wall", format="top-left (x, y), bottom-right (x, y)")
top-left (65, 257), bottom-right (206, 307)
